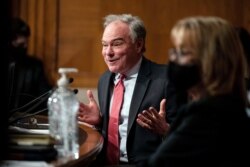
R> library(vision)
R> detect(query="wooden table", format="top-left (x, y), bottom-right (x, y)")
top-left (8, 115), bottom-right (103, 167)
top-left (51, 122), bottom-right (103, 167)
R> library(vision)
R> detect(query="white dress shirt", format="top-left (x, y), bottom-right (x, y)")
top-left (109, 58), bottom-right (142, 162)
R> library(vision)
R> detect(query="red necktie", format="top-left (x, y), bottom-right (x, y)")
top-left (107, 74), bottom-right (125, 165)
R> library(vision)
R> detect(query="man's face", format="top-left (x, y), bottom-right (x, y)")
top-left (11, 35), bottom-right (29, 57)
top-left (12, 35), bottom-right (28, 48)
top-left (101, 21), bottom-right (142, 74)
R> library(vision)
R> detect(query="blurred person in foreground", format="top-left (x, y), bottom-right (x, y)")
top-left (235, 27), bottom-right (250, 116)
top-left (137, 16), bottom-right (250, 167)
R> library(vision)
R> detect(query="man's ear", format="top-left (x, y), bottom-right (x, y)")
top-left (136, 38), bottom-right (144, 53)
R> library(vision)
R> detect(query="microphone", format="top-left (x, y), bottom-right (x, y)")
top-left (8, 89), bottom-right (54, 125)
top-left (9, 108), bottom-right (48, 125)
top-left (9, 89), bottom-right (54, 117)
top-left (9, 88), bottom-right (79, 125)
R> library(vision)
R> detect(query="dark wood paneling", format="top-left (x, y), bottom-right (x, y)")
top-left (11, 0), bottom-right (250, 88)
top-left (243, 0), bottom-right (250, 31)
top-left (57, 0), bottom-right (104, 87)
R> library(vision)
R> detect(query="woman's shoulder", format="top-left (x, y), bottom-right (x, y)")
top-left (186, 94), bottom-right (246, 117)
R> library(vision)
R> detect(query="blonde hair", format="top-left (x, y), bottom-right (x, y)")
top-left (171, 16), bottom-right (246, 102)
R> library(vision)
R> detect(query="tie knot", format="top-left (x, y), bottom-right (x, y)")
top-left (115, 74), bottom-right (125, 87)
top-left (119, 74), bottom-right (126, 81)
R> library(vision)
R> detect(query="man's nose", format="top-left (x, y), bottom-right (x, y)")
top-left (105, 45), bottom-right (114, 55)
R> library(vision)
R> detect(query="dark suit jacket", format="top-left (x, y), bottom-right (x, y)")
top-left (142, 94), bottom-right (250, 167)
top-left (8, 55), bottom-right (52, 113)
top-left (96, 57), bottom-right (170, 165)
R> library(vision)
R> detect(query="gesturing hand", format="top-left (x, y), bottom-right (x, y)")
top-left (136, 99), bottom-right (170, 136)
top-left (78, 90), bottom-right (101, 126)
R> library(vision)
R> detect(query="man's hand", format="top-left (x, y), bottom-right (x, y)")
top-left (136, 99), bottom-right (170, 136)
top-left (78, 90), bottom-right (101, 126)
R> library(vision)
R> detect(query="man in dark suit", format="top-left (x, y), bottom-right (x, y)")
top-left (8, 17), bottom-right (52, 116)
top-left (78, 14), bottom-right (171, 166)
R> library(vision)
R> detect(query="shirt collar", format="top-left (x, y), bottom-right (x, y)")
top-left (115, 57), bottom-right (142, 81)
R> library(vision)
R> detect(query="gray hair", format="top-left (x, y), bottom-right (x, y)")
top-left (103, 14), bottom-right (146, 52)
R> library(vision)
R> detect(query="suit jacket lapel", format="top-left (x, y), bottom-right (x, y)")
top-left (100, 72), bottom-right (114, 135)
top-left (127, 58), bottom-right (151, 135)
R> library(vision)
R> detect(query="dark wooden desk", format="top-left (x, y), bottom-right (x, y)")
top-left (9, 115), bottom-right (103, 167)
top-left (54, 122), bottom-right (103, 167)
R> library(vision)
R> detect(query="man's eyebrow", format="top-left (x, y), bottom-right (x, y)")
top-left (102, 38), bottom-right (125, 43)
top-left (112, 38), bottom-right (124, 41)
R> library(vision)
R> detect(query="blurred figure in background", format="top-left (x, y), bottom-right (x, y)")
top-left (235, 27), bottom-right (250, 83)
top-left (236, 27), bottom-right (250, 116)
top-left (8, 17), bottom-right (52, 119)
top-left (137, 16), bottom-right (250, 167)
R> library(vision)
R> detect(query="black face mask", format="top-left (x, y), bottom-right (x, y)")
top-left (10, 46), bottom-right (27, 61)
top-left (167, 61), bottom-right (201, 91)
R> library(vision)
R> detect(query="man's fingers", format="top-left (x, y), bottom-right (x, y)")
top-left (139, 112), bottom-right (157, 130)
top-left (159, 99), bottom-right (166, 117)
top-left (138, 113), bottom-right (152, 125)
top-left (87, 90), bottom-right (96, 103)
top-left (143, 109), bottom-right (157, 122)
top-left (78, 111), bottom-right (84, 120)
top-left (148, 107), bottom-right (160, 119)
top-left (79, 102), bottom-right (88, 112)
top-left (137, 113), bottom-right (148, 122)
top-left (160, 99), bottom-right (166, 111)
top-left (137, 118), bottom-right (152, 130)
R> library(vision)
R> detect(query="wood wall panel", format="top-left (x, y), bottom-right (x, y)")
top-left (11, 0), bottom-right (250, 88)
top-left (11, 0), bottom-right (58, 85)
top-left (57, 0), bottom-right (103, 87)
top-left (99, 0), bottom-right (245, 64)
top-left (43, 0), bottom-right (58, 83)
top-left (243, 0), bottom-right (250, 31)
top-left (35, 0), bottom-right (45, 60)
